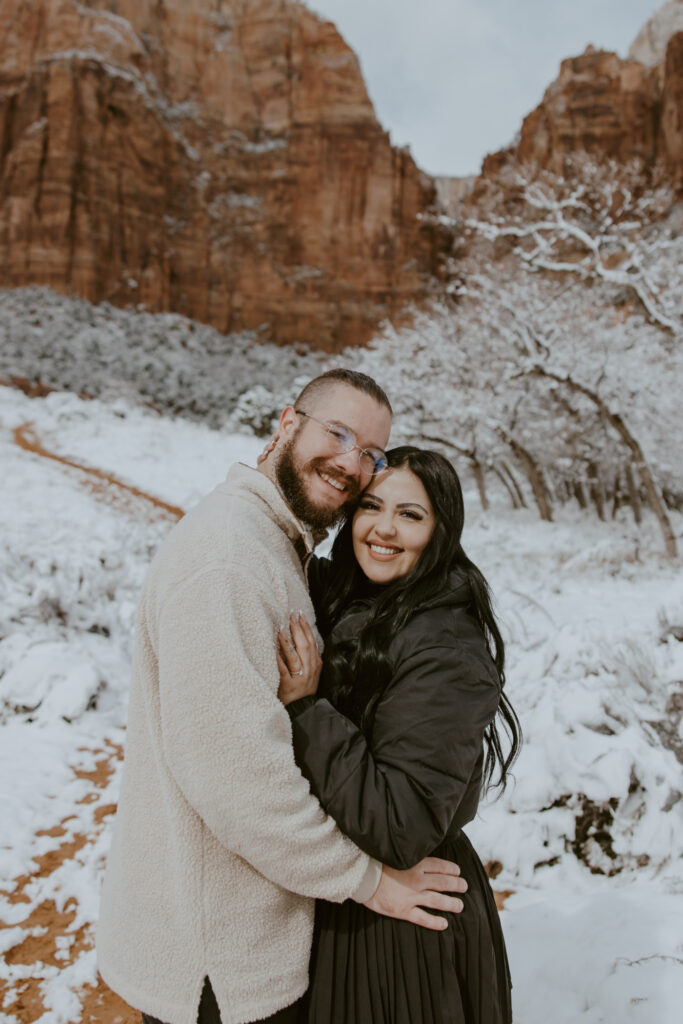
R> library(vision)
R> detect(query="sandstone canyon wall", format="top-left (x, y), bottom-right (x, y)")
top-left (480, 6), bottom-right (683, 191)
top-left (0, 0), bottom-right (446, 351)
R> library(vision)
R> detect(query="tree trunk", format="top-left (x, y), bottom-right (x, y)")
top-left (573, 479), bottom-right (588, 510)
top-left (500, 463), bottom-right (528, 508)
top-left (624, 462), bottom-right (642, 526)
top-left (611, 471), bottom-right (621, 520)
top-left (493, 465), bottom-right (523, 509)
top-left (588, 462), bottom-right (605, 520)
top-left (471, 458), bottom-right (490, 511)
top-left (635, 460), bottom-right (678, 556)
top-left (527, 367), bottom-right (678, 557)
top-left (499, 431), bottom-right (553, 521)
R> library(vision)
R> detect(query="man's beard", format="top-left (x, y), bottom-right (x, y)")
top-left (276, 437), bottom-right (360, 531)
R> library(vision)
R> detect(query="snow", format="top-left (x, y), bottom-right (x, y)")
top-left (505, 887), bottom-right (683, 1023)
top-left (1, 382), bottom-right (682, 1022)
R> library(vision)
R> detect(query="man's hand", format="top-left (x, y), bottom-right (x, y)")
top-left (363, 858), bottom-right (467, 931)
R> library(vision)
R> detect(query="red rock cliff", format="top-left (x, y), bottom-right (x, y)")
top-left (0, 0), bottom-right (445, 351)
top-left (481, 32), bottom-right (683, 190)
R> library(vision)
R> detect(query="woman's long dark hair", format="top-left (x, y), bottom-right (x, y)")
top-left (319, 446), bottom-right (521, 790)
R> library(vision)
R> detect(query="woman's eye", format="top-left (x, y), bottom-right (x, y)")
top-left (359, 501), bottom-right (379, 511)
top-left (401, 511), bottom-right (421, 520)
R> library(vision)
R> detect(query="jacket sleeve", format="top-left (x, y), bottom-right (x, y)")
top-left (288, 644), bottom-right (500, 870)
top-left (155, 564), bottom-right (381, 903)
top-left (305, 555), bottom-right (333, 621)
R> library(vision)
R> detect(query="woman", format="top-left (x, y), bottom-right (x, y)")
top-left (276, 447), bottom-right (520, 1024)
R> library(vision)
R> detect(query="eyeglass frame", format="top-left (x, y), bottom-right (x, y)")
top-left (294, 410), bottom-right (389, 475)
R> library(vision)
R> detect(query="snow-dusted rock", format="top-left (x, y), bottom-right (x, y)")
top-left (628, 0), bottom-right (683, 66)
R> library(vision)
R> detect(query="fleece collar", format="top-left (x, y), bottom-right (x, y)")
top-left (222, 462), bottom-right (316, 558)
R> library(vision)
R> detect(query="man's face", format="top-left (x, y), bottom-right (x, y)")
top-left (275, 385), bottom-right (392, 531)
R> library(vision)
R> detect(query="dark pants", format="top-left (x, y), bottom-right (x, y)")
top-left (141, 977), bottom-right (301, 1024)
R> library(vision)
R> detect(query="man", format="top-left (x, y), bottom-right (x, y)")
top-left (97, 369), bottom-right (466, 1024)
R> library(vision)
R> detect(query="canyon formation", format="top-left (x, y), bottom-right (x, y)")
top-left (0, 1), bottom-right (681, 350)
top-left (482, 2), bottom-right (683, 189)
top-left (0, 0), bottom-right (445, 352)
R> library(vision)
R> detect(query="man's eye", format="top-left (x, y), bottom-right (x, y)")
top-left (328, 429), bottom-right (346, 442)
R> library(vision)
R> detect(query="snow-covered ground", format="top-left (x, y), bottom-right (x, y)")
top-left (1, 384), bottom-right (682, 1023)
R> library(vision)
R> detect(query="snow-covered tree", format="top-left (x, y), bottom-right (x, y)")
top-left (346, 162), bottom-right (682, 555)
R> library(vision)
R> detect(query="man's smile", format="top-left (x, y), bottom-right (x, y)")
top-left (317, 469), bottom-right (349, 493)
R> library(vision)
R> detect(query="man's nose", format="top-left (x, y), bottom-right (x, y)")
top-left (330, 448), bottom-right (361, 478)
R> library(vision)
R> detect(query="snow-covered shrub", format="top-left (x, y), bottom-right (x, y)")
top-left (0, 287), bottom-right (324, 429)
top-left (226, 384), bottom-right (279, 437)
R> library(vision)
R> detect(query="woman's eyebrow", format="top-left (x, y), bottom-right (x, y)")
top-left (362, 492), bottom-right (383, 502)
top-left (396, 502), bottom-right (429, 514)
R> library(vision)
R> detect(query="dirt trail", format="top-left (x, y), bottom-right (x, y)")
top-left (12, 422), bottom-right (185, 523)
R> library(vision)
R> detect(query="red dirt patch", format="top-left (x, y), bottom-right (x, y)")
top-left (80, 981), bottom-right (141, 1024)
top-left (0, 746), bottom-right (141, 1023)
top-left (0, 375), bottom-right (61, 399)
top-left (485, 860), bottom-right (515, 910)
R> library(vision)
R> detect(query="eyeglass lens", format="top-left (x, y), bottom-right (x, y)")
top-left (326, 424), bottom-right (385, 474)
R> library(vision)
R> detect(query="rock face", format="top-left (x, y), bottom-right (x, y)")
top-left (481, 25), bottom-right (683, 191)
top-left (628, 0), bottom-right (683, 66)
top-left (660, 31), bottom-right (683, 182)
top-left (434, 175), bottom-right (476, 217)
top-left (0, 0), bottom-right (444, 351)
top-left (513, 48), bottom-right (661, 170)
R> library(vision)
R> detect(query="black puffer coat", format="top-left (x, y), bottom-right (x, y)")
top-left (287, 557), bottom-right (501, 871)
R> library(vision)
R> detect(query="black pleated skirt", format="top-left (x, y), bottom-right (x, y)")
top-left (300, 830), bottom-right (512, 1024)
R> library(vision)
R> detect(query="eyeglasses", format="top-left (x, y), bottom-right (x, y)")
top-left (295, 410), bottom-right (388, 475)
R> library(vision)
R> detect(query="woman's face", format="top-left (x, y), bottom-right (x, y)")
top-left (352, 466), bottom-right (435, 584)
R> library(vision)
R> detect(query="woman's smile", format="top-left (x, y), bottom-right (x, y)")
top-left (366, 541), bottom-right (403, 559)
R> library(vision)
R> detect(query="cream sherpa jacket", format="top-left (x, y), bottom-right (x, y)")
top-left (96, 463), bottom-right (381, 1024)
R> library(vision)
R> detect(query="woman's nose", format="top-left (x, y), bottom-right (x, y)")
top-left (375, 514), bottom-right (397, 537)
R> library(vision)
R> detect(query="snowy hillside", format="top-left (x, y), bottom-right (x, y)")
top-left (1, 383), bottom-right (682, 1023)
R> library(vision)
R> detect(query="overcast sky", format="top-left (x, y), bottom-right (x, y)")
top-left (307, 0), bottom-right (664, 177)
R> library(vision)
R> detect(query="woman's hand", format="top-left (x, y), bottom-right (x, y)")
top-left (276, 612), bottom-right (322, 705)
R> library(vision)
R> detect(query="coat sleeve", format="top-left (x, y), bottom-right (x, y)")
top-left (155, 564), bottom-right (381, 903)
top-left (288, 644), bottom-right (500, 870)
top-left (305, 555), bottom-right (333, 621)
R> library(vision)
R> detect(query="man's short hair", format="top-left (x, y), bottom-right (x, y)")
top-left (294, 369), bottom-right (392, 416)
